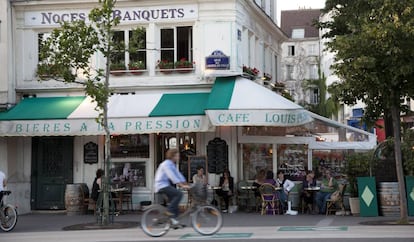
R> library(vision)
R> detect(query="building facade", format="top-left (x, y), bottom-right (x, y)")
top-left (1, 0), bottom-right (287, 214)
top-left (280, 9), bottom-right (321, 105)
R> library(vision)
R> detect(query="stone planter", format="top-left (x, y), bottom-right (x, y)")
top-left (349, 197), bottom-right (360, 216)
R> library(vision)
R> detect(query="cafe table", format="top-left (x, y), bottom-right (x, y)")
top-left (302, 186), bottom-right (320, 214)
top-left (240, 186), bottom-right (257, 211)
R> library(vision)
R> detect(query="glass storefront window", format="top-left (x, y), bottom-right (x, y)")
top-left (111, 134), bottom-right (149, 158)
top-left (110, 161), bottom-right (146, 188)
top-left (242, 144), bottom-right (273, 180)
top-left (277, 144), bottom-right (308, 181)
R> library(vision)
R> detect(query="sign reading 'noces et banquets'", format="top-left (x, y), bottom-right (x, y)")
top-left (24, 4), bottom-right (198, 27)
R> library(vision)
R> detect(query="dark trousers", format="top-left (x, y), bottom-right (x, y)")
top-left (159, 186), bottom-right (183, 218)
top-left (316, 191), bottom-right (332, 214)
top-left (216, 190), bottom-right (231, 210)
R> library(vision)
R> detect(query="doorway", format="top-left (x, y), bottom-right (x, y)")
top-left (31, 137), bottom-right (74, 210)
top-left (155, 133), bottom-right (196, 181)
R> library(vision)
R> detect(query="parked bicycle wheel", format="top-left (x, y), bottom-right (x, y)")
top-left (141, 205), bottom-right (170, 237)
top-left (192, 205), bottom-right (222, 235)
top-left (0, 205), bottom-right (18, 232)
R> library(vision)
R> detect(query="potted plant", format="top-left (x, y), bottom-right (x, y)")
top-left (174, 57), bottom-right (194, 73)
top-left (344, 151), bottom-right (374, 216)
top-left (156, 60), bottom-right (174, 74)
top-left (110, 62), bottom-right (126, 76)
top-left (243, 65), bottom-right (260, 80)
top-left (128, 61), bottom-right (145, 75)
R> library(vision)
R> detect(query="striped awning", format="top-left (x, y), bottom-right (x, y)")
top-left (205, 76), bottom-right (312, 126)
top-left (0, 92), bottom-right (213, 136)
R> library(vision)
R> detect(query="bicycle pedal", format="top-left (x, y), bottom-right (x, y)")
top-left (171, 224), bottom-right (186, 230)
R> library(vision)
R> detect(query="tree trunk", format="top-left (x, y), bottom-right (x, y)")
top-left (390, 105), bottom-right (408, 224)
top-left (384, 109), bottom-right (394, 138)
top-left (101, 5), bottom-right (113, 224)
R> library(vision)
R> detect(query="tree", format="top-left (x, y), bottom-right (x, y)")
top-left (302, 68), bottom-right (340, 119)
top-left (38, 0), bottom-right (119, 225)
top-left (321, 0), bottom-right (414, 223)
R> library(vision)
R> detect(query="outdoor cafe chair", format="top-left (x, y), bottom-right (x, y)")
top-left (326, 183), bottom-right (346, 216)
top-left (259, 183), bottom-right (279, 215)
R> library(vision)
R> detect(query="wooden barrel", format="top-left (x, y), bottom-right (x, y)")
top-left (65, 184), bottom-right (85, 216)
top-left (378, 182), bottom-right (400, 217)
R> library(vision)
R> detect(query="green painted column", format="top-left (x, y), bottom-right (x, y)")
top-left (405, 176), bottom-right (414, 216)
top-left (357, 177), bottom-right (378, 217)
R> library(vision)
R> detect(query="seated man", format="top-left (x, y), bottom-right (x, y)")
top-left (276, 171), bottom-right (295, 210)
top-left (315, 170), bottom-right (338, 214)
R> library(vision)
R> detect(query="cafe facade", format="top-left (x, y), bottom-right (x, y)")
top-left (0, 0), bottom-right (376, 214)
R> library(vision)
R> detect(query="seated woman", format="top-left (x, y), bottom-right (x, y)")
top-left (216, 170), bottom-right (234, 213)
top-left (192, 166), bottom-right (207, 185)
top-left (276, 171), bottom-right (295, 210)
top-left (301, 171), bottom-right (316, 213)
top-left (252, 169), bottom-right (266, 198)
top-left (264, 170), bottom-right (276, 186)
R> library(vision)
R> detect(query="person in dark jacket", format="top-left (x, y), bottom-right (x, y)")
top-left (216, 170), bottom-right (234, 213)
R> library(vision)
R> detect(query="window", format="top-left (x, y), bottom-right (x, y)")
top-left (288, 45), bottom-right (295, 56)
top-left (242, 143), bottom-right (273, 180)
top-left (274, 55), bottom-right (278, 80)
top-left (111, 28), bottom-right (147, 70)
top-left (310, 88), bottom-right (320, 104)
top-left (309, 64), bottom-right (318, 79)
top-left (110, 134), bottom-right (150, 188)
top-left (277, 144), bottom-right (308, 180)
top-left (38, 33), bottom-right (51, 62)
top-left (286, 65), bottom-right (294, 80)
top-left (110, 134), bottom-right (149, 158)
top-left (160, 26), bottom-right (193, 63)
top-left (292, 29), bottom-right (305, 39)
top-left (308, 44), bottom-right (318, 56)
top-left (292, 28), bottom-right (305, 39)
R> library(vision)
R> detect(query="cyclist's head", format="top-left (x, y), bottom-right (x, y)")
top-left (96, 169), bottom-right (104, 178)
top-left (165, 149), bottom-right (180, 162)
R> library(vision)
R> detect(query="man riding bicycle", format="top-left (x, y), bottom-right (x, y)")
top-left (0, 170), bottom-right (6, 202)
top-left (154, 149), bottom-right (189, 227)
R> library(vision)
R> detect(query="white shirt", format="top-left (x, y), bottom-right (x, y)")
top-left (154, 159), bottom-right (186, 192)
top-left (277, 178), bottom-right (295, 193)
top-left (0, 171), bottom-right (6, 192)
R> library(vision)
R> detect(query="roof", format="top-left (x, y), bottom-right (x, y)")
top-left (281, 9), bottom-right (322, 38)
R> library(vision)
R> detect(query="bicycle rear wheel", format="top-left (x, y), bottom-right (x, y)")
top-left (0, 205), bottom-right (18, 232)
top-left (192, 205), bottom-right (222, 235)
top-left (141, 205), bottom-right (170, 237)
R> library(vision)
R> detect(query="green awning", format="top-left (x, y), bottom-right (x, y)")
top-left (150, 93), bottom-right (209, 117)
top-left (0, 97), bottom-right (86, 120)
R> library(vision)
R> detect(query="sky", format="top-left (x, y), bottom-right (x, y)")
top-left (277, 0), bottom-right (326, 25)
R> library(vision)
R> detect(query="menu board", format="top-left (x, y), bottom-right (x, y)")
top-left (84, 142), bottom-right (98, 164)
top-left (188, 155), bottom-right (208, 182)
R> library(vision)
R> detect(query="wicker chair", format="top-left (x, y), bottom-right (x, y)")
top-left (326, 183), bottom-right (346, 216)
top-left (259, 183), bottom-right (279, 215)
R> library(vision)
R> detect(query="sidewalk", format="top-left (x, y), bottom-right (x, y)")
top-left (11, 211), bottom-right (410, 233)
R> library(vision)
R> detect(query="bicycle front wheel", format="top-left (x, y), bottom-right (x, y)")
top-left (0, 205), bottom-right (18, 232)
top-left (141, 205), bottom-right (170, 237)
top-left (192, 205), bottom-right (222, 235)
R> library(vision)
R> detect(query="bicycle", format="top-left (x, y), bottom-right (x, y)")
top-left (141, 185), bottom-right (222, 237)
top-left (0, 191), bottom-right (18, 232)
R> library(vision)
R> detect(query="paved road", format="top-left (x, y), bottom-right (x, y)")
top-left (2, 225), bottom-right (413, 242)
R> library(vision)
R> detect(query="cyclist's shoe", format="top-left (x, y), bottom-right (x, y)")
top-left (164, 211), bottom-right (174, 217)
top-left (170, 218), bottom-right (186, 229)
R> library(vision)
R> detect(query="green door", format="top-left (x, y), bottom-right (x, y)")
top-left (31, 137), bottom-right (74, 210)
